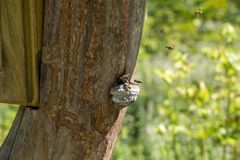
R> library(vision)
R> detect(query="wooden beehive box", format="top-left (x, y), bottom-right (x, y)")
top-left (0, 0), bottom-right (43, 106)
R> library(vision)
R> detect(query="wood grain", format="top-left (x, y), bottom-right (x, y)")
top-left (0, 0), bottom-right (43, 105)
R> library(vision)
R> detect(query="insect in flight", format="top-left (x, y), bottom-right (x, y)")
top-left (134, 80), bottom-right (143, 84)
top-left (165, 44), bottom-right (174, 50)
top-left (195, 10), bottom-right (203, 16)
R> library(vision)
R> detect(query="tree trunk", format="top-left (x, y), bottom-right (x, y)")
top-left (0, 0), bottom-right (146, 160)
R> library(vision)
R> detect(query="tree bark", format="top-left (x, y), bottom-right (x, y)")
top-left (0, 0), bottom-right (146, 160)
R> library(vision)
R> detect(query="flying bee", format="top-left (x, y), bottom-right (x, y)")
top-left (134, 79), bottom-right (143, 84)
top-left (195, 10), bottom-right (203, 16)
top-left (165, 44), bottom-right (174, 50)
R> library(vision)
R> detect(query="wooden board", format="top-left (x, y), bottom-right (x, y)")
top-left (0, 0), bottom-right (43, 106)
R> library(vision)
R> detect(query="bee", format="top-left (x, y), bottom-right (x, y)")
top-left (165, 44), bottom-right (174, 50)
top-left (118, 74), bottom-right (143, 90)
top-left (195, 10), bottom-right (203, 16)
top-left (119, 74), bottom-right (130, 84)
top-left (119, 74), bottom-right (131, 90)
top-left (134, 80), bottom-right (143, 84)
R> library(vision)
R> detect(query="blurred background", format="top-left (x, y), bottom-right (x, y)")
top-left (1, 0), bottom-right (240, 159)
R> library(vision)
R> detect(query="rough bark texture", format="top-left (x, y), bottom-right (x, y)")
top-left (0, 0), bottom-right (146, 160)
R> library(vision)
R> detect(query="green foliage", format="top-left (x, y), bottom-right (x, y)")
top-left (0, 104), bottom-right (18, 145)
top-left (114, 0), bottom-right (240, 159)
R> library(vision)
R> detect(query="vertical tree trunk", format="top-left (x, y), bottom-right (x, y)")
top-left (0, 0), bottom-right (146, 160)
